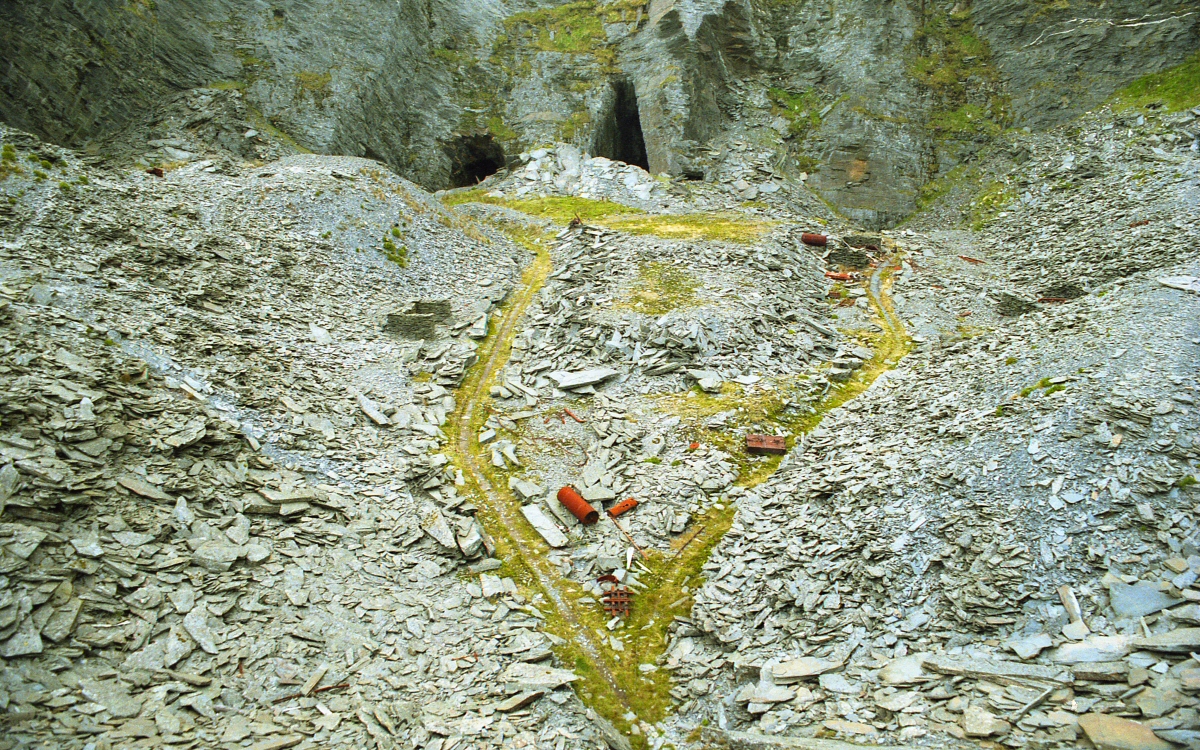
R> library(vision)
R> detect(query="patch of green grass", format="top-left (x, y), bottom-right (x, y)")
top-left (624, 262), bottom-right (700, 315)
top-left (382, 236), bottom-right (408, 266)
top-left (294, 71), bottom-right (333, 105)
top-left (601, 213), bottom-right (774, 243)
top-left (1109, 51), bottom-right (1200, 113)
top-left (0, 144), bottom-right (21, 180)
top-left (558, 110), bottom-right (592, 142)
top-left (1005, 356), bottom-right (1018, 365)
top-left (930, 102), bottom-right (1005, 138)
top-left (486, 116), bottom-right (517, 140)
top-left (1018, 377), bottom-right (1068, 398)
top-left (908, 9), bottom-right (1008, 140)
top-left (767, 87), bottom-right (826, 140)
top-left (967, 180), bottom-right (1016, 230)
top-left (502, 1), bottom-right (609, 58)
top-left (1179, 475), bottom-right (1197, 489)
top-left (442, 191), bottom-right (644, 223)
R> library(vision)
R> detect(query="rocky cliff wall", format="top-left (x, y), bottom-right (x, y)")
top-left (1, 0), bottom-right (1196, 223)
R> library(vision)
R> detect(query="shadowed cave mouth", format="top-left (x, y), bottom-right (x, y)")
top-left (592, 78), bottom-right (650, 171)
top-left (445, 134), bottom-right (507, 188)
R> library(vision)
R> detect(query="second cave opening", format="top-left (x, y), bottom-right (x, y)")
top-left (592, 78), bottom-right (649, 171)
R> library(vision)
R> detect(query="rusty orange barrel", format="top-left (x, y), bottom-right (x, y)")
top-left (557, 486), bottom-right (599, 525)
top-left (609, 498), bottom-right (639, 517)
top-left (801, 233), bottom-right (827, 246)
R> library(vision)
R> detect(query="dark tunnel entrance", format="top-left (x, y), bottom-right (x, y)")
top-left (592, 78), bottom-right (650, 171)
top-left (445, 134), bottom-right (506, 188)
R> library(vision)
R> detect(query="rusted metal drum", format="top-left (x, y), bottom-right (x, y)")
top-left (609, 498), bottom-right (639, 517)
top-left (801, 233), bottom-right (828, 246)
top-left (557, 486), bottom-right (599, 525)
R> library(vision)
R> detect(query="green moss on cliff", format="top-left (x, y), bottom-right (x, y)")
top-left (558, 111), bottom-right (592, 142)
top-left (503, 2), bottom-right (608, 57)
top-left (909, 9), bottom-right (1008, 140)
top-left (1109, 50), bottom-right (1200, 113)
top-left (767, 87), bottom-right (826, 139)
top-left (294, 71), bottom-right (333, 106)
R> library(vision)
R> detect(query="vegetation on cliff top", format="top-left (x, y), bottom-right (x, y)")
top-left (1109, 50), bottom-right (1200, 113)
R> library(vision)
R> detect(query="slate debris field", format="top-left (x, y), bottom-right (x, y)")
top-left (0, 82), bottom-right (1199, 750)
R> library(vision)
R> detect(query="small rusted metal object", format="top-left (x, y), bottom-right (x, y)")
top-left (746, 434), bottom-right (786, 455)
top-left (562, 408), bottom-right (585, 424)
top-left (597, 574), bottom-right (633, 618)
top-left (1130, 219), bottom-right (1150, 228)
top-left (801, 233), bottom-right (827, 247)
top-left (146, 167), bottom-right (164, 177)
top-left (958, 255), bottom-right (986, 265)
top-left (609, 497), bottom-right (639, 517)
top-left (824, 271), bottom-right (857, 281)
top-left (557, 486), bottom-right (599, 525)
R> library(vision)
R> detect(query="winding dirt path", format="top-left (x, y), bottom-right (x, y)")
top-left (443, 219), bottom-right (908, 741)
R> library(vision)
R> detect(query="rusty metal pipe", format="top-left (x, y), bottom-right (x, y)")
top-left (609, 498), bottom-right (639, 517)
top-left (557, 486), bottom-right (599, 525)
top-left (801, 233), bottom-right (827, 246)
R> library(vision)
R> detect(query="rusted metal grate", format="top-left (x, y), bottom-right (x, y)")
top-left (597, 574), bottom-right (633, 618)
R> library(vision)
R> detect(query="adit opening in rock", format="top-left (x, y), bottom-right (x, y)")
top-left (592, 78), bottom-right (649, 171)
top-left (444, 134), bottom-right (506, 188)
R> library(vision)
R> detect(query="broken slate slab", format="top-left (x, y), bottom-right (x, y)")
top-left (772, 656), bottom-right (843, 684)
top-left (509, 478), bottom-right (543, 501)
top-left (1134, 627), bottom-right (1200, 653)
top-left (81, 679), bottom-right (144, 719)
top-left (548, 368), bottom-right (619, 390)
top-left (1078, 713), bottom-right (1172, 750)
top-left (878, 655), bottom-right (930, 685)
top-left (522, 505), bottom-right (568, 548)
top-left (1049, 635), bottom-right (1135, 664)
top-left (1108, 581), bottom-right (1182, 619)
top-left (183, 606), bottom-right (219, 654)
top-left (925, 655), bottom-right (1072, 683)
top-left (963, 705), bottom-right (1010, 737)
top-left (1072, 662), bottom-right (1130, 682)
top-left (502, 662), bottom-right (579, 692)
top-left (1007, 633), bottom-right (1053, 660)
top-left (358, 395), bottom-right (390, 426)
top-left (118, 475), bottom-right (174, 502)
top-left (419, 503), bottom-right (458, 552)
top-left (496, 690), bottom-right (545, 712)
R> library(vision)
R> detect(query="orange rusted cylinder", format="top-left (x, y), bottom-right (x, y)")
top-left (609, 498), bottom-right (639, 517)
top-left (801, 233), bottom-right (827, 246)
top-left (557, 486), bottom-right (599, 525)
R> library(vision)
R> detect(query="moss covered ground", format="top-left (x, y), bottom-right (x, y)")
top-left (442, 192), bottom-right (776, 243)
